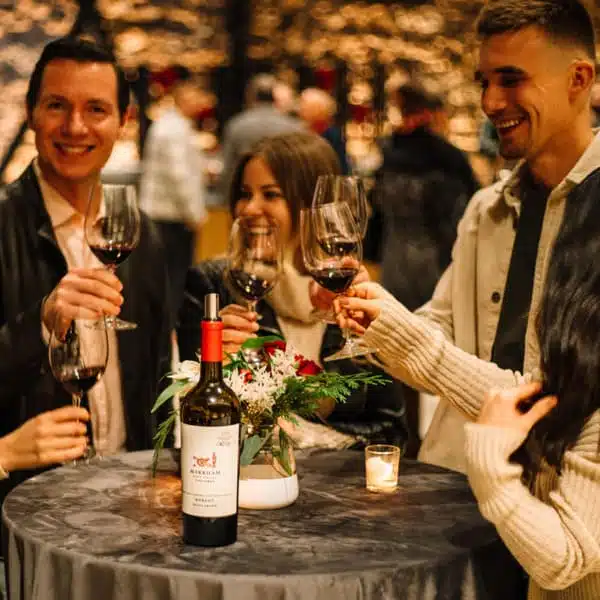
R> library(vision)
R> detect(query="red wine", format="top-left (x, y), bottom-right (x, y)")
top-left (181, 293), bottom-right (241, 547)
top-left (310, 267), bottom-right (358, 294)
top-left (89, 244), bottom-right (134, 267)
top-left (58, 365), bottom-right (105, 395)
top-left (318, 234), bottom-right (358, 256)
top-left (228, 269), bottom-right (273, 302)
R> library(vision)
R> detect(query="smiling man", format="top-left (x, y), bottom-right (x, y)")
top-left (0, 37), bottom-right (172, 553)
top-left (312, 1), bottom-right (599, 598)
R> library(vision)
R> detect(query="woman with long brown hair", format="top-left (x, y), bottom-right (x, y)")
top-left (177, 130), bottom-right (407, 449)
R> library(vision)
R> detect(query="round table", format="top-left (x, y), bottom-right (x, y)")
top-left (3, 450), bottom-right (502, 600)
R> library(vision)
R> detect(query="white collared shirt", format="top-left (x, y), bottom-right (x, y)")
top-left (35, 161), bottom-right (127, 456)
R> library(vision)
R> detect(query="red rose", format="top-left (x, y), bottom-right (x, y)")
top-left (296, 359), bottom-right (322, 376)
top-left (240, 369), bottom-right (253, 383)
top-left (263, 340), bottom-right (286, 356)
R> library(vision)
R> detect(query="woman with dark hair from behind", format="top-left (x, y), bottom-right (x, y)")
top-left (462, 189), bottom-right (600, 598)
top-left (177, 130), bottom-right (407, 451)
top-left (335, 177), bottom-right (600, 598)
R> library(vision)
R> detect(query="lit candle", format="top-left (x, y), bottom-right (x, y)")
top-left (365, 455), bottom-right (397, 492)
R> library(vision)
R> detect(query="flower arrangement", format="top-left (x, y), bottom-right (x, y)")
top-left (151, 336), bottom-right (388, 475)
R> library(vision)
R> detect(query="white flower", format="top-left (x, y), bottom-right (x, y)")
top-left (175, 341), bottom-right (305, 421)
top-left (169, 360), bottom-right (200, 383)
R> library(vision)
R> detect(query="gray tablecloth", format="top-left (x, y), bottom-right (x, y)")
top-left (3, 449), bottom-right (501, 600)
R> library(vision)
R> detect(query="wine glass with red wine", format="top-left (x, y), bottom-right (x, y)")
top-left (301, 204), bottom-right (373, 362)
top-left (48, 318), bottom-right (109, 464)
top-left (84, 183), bottom-right (140, 330)
top-left (224, 215), bottom-right (283, 315)
top-left (310, 175), bottom-right (368, 323)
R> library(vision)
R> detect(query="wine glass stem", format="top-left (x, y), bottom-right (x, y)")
top-left (72, 392), bottom-right (82, 428)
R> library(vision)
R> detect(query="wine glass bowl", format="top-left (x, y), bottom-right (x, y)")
top-left (301, 203), bottom-right (373, 362)
top-left (224, 215), bottom-right (283, 312)
top-left (312, 175), bottom-right (369, 239)
top-left (48, 319), bottom-right (109, 464)
top-left (85, 183), bottom-right (141, 330)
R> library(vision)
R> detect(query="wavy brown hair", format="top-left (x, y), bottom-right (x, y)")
top-left (228, 131), bottom-right (341, 235)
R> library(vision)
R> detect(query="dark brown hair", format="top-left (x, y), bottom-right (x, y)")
top-left (476, 0), bottom-right (596, 60)
top-left (26, 36), bottom-right (130, 121)
top-left (229, 131), bottom-right (341, 234)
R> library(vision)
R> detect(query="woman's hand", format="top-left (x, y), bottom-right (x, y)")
top-left (309, 263), bottom-right (370, 312)
top-left (0, 406), bottom-right (90, 472)
top-left (333, 282), bottom-right (384, 335)
top-left (219, 304), bottom-right (259, 357)
top-left (477, 382), bottom-right (557, 434)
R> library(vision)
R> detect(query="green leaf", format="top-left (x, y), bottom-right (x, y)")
top-left (241, 335), bottom-right (283, 350)
top-left (152, 380), bottom-right (188, 414)
top-left (151, 409), bottom-right (178, 476)
top-left (239, 434), bottom-right (264, 466)
top-left (277, 428), bottom-right (293, 476)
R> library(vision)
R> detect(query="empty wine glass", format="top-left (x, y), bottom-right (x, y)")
top-left (301, 204), bottom-right (374, 362)
top-left (48, 318), bottom-right (109, 464)
top-left (312, 174), bottom-right (369, 238)
top-left (85, 182), bottom-right (140, 330)
top-left (224, 215), bottom-right (283, 315)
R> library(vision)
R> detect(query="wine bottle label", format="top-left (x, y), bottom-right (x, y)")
top-left (181, 423), bottom-right (240, 518)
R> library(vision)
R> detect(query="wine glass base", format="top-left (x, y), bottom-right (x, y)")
top-left (89, 318), bottom-right (138, 331)
top-left (110, 318), bottom-right (138, 331)
top-left (310, 308), bottom-right (337, 325)
top-left (323, 340), bottom-right (376, 363)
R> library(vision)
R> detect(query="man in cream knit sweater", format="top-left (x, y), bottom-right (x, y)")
top-left (317, 0), bottom-right (600, 475)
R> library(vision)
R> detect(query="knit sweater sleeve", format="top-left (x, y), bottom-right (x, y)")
top-left (362, 285), bottom-right (525, 420)
top-left (464, 418), bottom-right (600, 590)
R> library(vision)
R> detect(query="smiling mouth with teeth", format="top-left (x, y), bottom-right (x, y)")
top-left (495, 118), bottom-right (525, 132)
top-left (55, 144), bottom-right (93, 155)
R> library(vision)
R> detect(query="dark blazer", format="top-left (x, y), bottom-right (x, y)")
top-left (178, 259), bottom-right (408, 448)
top-left (0, 164), bottom-right (172, 505)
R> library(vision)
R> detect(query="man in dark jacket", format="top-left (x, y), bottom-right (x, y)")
top-left (364, 83), bottom-right (479, 457)
top-left (0, 37), bottom-right (171, 535)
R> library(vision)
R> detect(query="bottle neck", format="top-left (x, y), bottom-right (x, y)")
top-left (200, 319), bottom-right (223, 382)
top-left (200, 361), bottom-right (223, 382)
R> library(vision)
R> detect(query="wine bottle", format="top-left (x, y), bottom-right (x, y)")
top-left (181, 293), bottom-right (241, 546)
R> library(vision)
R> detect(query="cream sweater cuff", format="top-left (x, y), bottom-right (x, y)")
top-left (465, 423), bottom-right (527, 521)
top-left (362, 290), bottom-right (499, 420)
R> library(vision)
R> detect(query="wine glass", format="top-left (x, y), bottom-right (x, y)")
top-left (48, 318), bottom-right (109, 464)
top-left (310, 175), bottom-right (369, 323)
top-left (312, 175), bottom-right (369, 238)
top-left (85, 183), bottom-right (141, 330)
top-left (224, 215), bottom-right (283, 316)
top-left (301, 204), bottom-right (374, 362)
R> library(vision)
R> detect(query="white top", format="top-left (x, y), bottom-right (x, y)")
top-left (35, 161), bottom-right (127, 455)
top-left (139, 107), bottom-right (207, 226)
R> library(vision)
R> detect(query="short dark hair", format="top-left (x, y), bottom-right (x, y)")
top-left (394, 83), bottom-right (444, 117)
top-left (26, 36), bottom-right (130, 120)
top-left (246, 73), bottom-right (276, 105)
top-left (476, 0), bottom-right (596, 61)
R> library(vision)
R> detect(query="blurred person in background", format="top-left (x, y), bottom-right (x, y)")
top-left (298, 87), bottom-right (350, 174)
top-left (364, 82), bottom-right (478, 457)
top-left (220, 73), bottom-right (303, 202)
top-left (178, 131), bottom-right (407, 451)
top-left (139, 70), bottom-right (207, 318)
